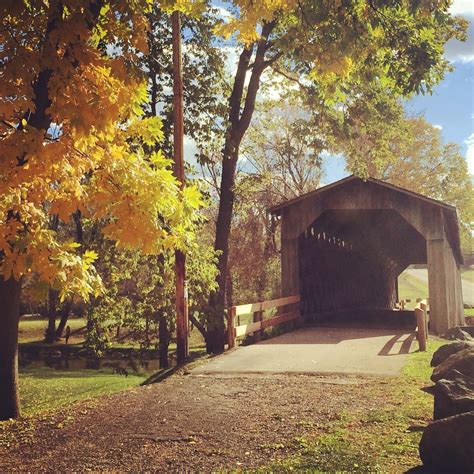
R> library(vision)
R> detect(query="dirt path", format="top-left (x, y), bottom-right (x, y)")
top-left (1, 372), bottom-right (409, 472)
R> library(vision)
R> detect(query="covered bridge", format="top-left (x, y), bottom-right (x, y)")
top-left (269, 176), bottom-right (465, 334)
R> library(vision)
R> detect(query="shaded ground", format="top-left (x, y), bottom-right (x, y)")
top-left (1, 337), bottom-right (444, 472)
top-left (191, 327), bottom-right (417, 376)
top-left (1, 372), bottom-right (422, 472)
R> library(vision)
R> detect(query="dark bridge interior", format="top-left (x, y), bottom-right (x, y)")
top-left (299, 209), bottom-right (426, 326)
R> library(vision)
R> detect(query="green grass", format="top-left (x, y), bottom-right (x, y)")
top-left (18, 317), bottom-right (207, 352)
top-left (267, 339), bottom-right (445, 472)
top-left (465, 308), bottom-right (474, 317)
top-left (461, 268), bottom-right (474, 283)
top-left (18, 318), bottom-right (87, 343)
top-left (19, 367), bottom-right (148, 417)
top-left (397, 272), bottom-right (428, 308)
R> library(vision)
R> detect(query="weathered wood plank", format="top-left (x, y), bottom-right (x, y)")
top-left (235, 321), bottom-right (262, 338)
top-left (227, 306), bottom-right (236, 349)
top-left (260, 295), bottom-right (300, 311)
top-left (415, 307), bottom-right (427, 351)
top-left (260, 311), bottom-right (300, 329)
top-left (233, 303), bottom-right (261, 316)
top-left (232, 295), bottom-right (300, 316)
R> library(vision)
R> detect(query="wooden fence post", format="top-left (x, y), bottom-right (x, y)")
top-left (253, 309), bottom-right (263, 343)
top-left (420, 302), bottom-right (429, 340)
top-left (415, 307), bottom-right (427, 351)
top-left (227, 307), bottom-right (236, 349)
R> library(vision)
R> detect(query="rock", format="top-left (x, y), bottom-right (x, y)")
top-left (442, 326), bottom-right (473, 342)
top-left (431, 347), bottom-right (474, 383)
top-left (459, 326), bottom-right (474, 337)
top-left (433, 371), bottom-right (474, 420)
top-left (431, 342), bottom-right (474, 367)
top-left (419, 411), bottom-right (474, 472)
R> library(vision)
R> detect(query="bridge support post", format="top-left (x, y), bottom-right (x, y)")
top-left (427, 238), bottom-right (464, 334)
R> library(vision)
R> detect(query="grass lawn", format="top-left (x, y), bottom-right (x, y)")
top-left (267, 338), bottom-right (445, 472)
top-left (461, 268), bottom-right (474, 283)
top-left (18, 318), bottom-right (87, 343)
top-left (18, 317), bottom-right (207, 351)
top-left (397, 272), bottom-right (428, 307)
top-left (19, 368), bottom-right (148, 417)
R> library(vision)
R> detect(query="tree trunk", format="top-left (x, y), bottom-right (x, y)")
top-left (158, 314), bottom-right (170, 369)
top-left (45, 289), bottom-right (59, 343)
top-left (55, 300), bottom-right (72, 340)
top-left (0, 276), bottom-right (22, 420)
top-left (207, 143), bottom-right (240, 353)
top-left (207, 23), bottom-right (276, 353)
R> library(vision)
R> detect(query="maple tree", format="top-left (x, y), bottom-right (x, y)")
top-left (206, 0), bottom-right (467, 353)
top-left (0, 0), bottom-right (203, 420)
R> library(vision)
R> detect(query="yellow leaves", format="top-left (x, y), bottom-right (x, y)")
top-left (0, 0), bottom-right (207, 304)
top-left (214, 0), bottom-right (297, 43)
top-left (159, 0), bottom-right (206, 16)
top-left (126, 117), bottom-right (164, 146)
top-left (82, 250), bottom-right (98, 269)
top-left (183, 185), bottom-right (205, 210)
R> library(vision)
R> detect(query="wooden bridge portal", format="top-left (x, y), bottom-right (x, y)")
top-left (269, 176), bottom-right (465, 334)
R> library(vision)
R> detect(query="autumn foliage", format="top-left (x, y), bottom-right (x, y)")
top-left (0, 1), bottom-right (203, 303)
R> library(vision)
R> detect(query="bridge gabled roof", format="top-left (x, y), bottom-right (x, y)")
top-left (269, 175), bottom-right (463, 264)
top-left (269, 175), bottom-right (456, 214)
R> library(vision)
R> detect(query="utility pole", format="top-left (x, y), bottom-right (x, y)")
top-left (172, 10), bottom-right (188, 363)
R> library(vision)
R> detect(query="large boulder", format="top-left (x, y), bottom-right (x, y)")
top-left (433, 371), bottom-right (474, 420)
top-left (442, 327), bottom-right (473, 342)
top-left (419, 411), bottom-right (474, 472)
top-left (431, 342), bottom-right (474, 367)
top-left (431, 347), bottom-right (474, 383)
top-left (459, 326), bottom-right (474, 337)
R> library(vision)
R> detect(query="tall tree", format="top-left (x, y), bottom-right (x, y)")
top-left (207, 0), bottom-right (466, 353)
top-left (0, 1), bottom-right (203, 420)
top-left (146, 4), bottom-right (227, 158)
top-left (227, 99), bottom-right (325, 304)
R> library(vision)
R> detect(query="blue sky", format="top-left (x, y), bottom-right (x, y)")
top-left (188, 1), bottom-right (474, 184)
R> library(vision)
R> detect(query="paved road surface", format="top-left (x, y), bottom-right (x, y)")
top-left (191, 327), bottom-right (416, 377)
top-left (405, 268), bottom-right (474, 305)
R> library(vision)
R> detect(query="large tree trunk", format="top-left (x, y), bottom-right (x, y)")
top-left (45, 289), bottom-right (59, 343)
top-left (55, 300), bottom-right (72, 340)
top-left (207, 144), bottom-right (240, 353)
top-left (0, 277), bottom-right (22, 421)
top-left (207, 22), bottom-right (276, 354)
top-left (158, 314), bottom-right (170, 369)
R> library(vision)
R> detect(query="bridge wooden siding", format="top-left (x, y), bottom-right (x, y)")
top-left (269, 176), bottom-right (465, 335)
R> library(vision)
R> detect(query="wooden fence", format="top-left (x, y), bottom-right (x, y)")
top-left (227, 294), bottom-right (428, 351)
top-left (414, 299), bottom-right (429, 351)
top-left (227, 295), bottom-right (301, 349)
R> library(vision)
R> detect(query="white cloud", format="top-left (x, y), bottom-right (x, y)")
top-left (450, 0), bottom-right (474, 15)
top-left (466, 133), bottom-right (474, 175)
top-left (184, 135), bottom-right (198, 162)
top-left (433, 124), bottom-right (443, 130)
top-left (213, 6), bottom-right (234, 24)
top-left (444, 1), bottom-right (474, 63)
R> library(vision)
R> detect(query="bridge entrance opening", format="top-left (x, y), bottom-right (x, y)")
top-left (299, 209), bottom-right (425, 328)
top-left (270, 176), bottom-right (465, 334)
